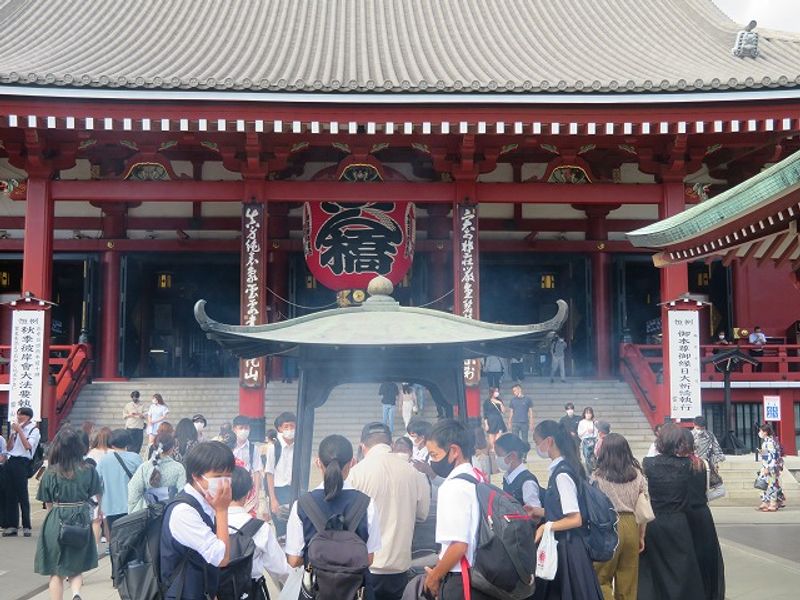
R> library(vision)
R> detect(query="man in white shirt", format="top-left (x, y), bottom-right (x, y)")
top-left (3, 407), bottom-right (40, 537)
top-left (228, 467), bottom-right (289, 589)
top-left (231, 415), bottom-right (263, 517)
top-left (349, 422), bottom-right (430, 600)
top-left (424, 419), bottom-right (491, 600)
top-left (265, 412), bottom-right (295, 538)
top-left (121, 390), bottom-right (146, 453)
top-left (748, 325), bottom-right (767, 371)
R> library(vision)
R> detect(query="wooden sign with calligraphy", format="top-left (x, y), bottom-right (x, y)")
top-left (455, 204), bottom-right (481, 387)
top-left (240, 203), bottom-right (266, 388)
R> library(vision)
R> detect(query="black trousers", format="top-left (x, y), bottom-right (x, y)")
top-left (273, 485), bottom-right (292, 537)
top-left (0, 464), bottom-right (9, 528)
top-left (126, 427), bottom-right (144, 454)
top-left (5, 456), bottom-right (32, 530)
top-left (370, 572), bottom-right (410, 600)
top-left (441, 572), bottom-right (492, 600)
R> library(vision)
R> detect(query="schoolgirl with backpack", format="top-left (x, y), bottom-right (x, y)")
top-left (285, 434), bottom-right (381, 600)
top-left (532, 420), bottom-right (607, 600)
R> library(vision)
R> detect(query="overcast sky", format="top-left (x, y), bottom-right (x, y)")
top-left (714, 0), bottom-right (800, 32)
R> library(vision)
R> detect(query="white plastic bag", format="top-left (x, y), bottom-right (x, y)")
top-left (535, 522), bottom-right (558, 581)
top-left (279, 566), bottom-right (303, 600)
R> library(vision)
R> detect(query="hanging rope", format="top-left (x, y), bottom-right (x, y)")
top-left (417, 288), bottom-right (454, 308)
top-left (265, 286), bottom-right (339, 311)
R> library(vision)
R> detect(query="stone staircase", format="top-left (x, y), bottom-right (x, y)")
top-left (67, 376), bottom-right (793, 504)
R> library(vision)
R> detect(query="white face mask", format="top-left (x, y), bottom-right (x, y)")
top-left (566, 410), bottom-right (574, 417)
top-left (202, 475), bottom-right (231, 497)
top-left (536, 441), bottom-right (550, 460)
top-left (194, 422), bottom-right (205, 432)
top-left (496, 454), bottom-right (511, 472)
top-left (281, 429), bottom-right (296, 441)
top-left (235, 429), bottom-right (250, 442)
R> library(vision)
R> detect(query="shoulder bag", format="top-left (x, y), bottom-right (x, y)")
top-left (703, 459), bottom-right (726, 502)
top-left (55, 476), bottom-right (92, 548)
top-left (633, 489), bottom-right (655, 524)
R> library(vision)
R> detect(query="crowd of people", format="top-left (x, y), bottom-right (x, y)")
top-left (0, 382), bottom-right (789, 600)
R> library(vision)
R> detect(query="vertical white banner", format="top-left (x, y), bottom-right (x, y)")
top-left (668, 310), bottom-right (701, 419)
top-left (9, 310), bottom-right (46, 422)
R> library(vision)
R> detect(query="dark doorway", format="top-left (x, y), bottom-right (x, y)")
top-left (613, 256), bottom-right (661, 346)
top-left (480, 253), bottom-right (590, 376)
top-left (120, 254), bottom-right (240, 377)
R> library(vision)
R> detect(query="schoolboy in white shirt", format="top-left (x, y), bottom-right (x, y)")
top-left (423, 419), bottom-right (491, 600)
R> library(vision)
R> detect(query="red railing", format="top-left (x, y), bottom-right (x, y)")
top-left (619, 343), bottom-right (661, 425)
top-left (626, 343), bottom-right (800, 382)
top-left (0, 344), bottom-right (91, 429)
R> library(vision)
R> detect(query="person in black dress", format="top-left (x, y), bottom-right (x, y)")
top-left (638, 424), bottom-right (705, 600)
top-left (482, 387), bottom-right (507, 450)
top-left (533, 420), bottom-right (603, 600)
top-left (680, 428), bottom-right (725, 600)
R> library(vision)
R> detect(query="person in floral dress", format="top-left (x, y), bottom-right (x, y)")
top-left (757, 423), bottom-right (783, 512)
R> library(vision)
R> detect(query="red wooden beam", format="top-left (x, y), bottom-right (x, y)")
top-left (46, 180), bottom-right (666, 205)
top-left (478, 183), bottom-right (663, 205)
top-left (50, 180), bottom-right (245, 202)
top-left (2, 96), bottom-right (799, 127)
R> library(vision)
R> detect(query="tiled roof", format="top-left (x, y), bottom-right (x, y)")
top-left (627, 149), bottom-right (800, 249)
top-left (0, 0), bottom-right (799, 95)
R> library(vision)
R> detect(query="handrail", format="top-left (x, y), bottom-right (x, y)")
top-left (621, 355), bottom-right (656, 413)
top-left (0, 343), bottom-right (91, 430)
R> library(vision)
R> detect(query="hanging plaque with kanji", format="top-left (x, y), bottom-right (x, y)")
top-left (303, 201), bottom-right (415, 290)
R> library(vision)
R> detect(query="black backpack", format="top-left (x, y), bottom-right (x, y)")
top-left (217, 518), bottom-right (267, 600)
top-left (297, 492), bottom-right (371, 600)
top-left (552, 462), bottom-right (619, 563)
top-left (455, 474), bottom-right (536, 600)
top-left (109, 493), bottom-right (204, 600)
top-left (27, 426), bottom-right (45, 478)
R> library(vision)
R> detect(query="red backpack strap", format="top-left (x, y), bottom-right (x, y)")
top-left (460, 556), bottom-right (471, 600)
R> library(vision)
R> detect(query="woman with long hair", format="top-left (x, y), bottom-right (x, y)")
top-left (147, 421), bottom-right (174, 460)
top-left (592, 433), bottom-right (649, 600)
top-left (146, 393), bottom-right (169, 446)
top-left (284, 435), bottom-right (380, 597)
top-left (173, 417), bottom-right (199, 464)
top-left (34, 426), bottom-right (103, 600)
top-left (533, 420), bottom-right (603, 600)
top-left (86, 427), bottom-right (112, 549)
top-left (679, 429), bottom-right (725, 600)
top-left (482, 387), bottom-right (507, 450)
top-left (87, 427), bottom-right (112, 466)
top-left (577, 406), bottom-right (598, 473)
top-left (757, 423), bottom-right (783, 511)
top-left (127, 432), bottom-right (187, 513)
top-left (638, 424), bottom-right (704, 600)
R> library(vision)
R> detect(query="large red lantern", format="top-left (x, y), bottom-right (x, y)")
top-left (303, 201), bottom-right (416, 290)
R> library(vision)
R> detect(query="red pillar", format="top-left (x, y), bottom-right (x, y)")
top-left (268, 203), bottom-right (290, 381)
top-left (659, 182), bottom-right (690, 422)
top-left (98, 206), bottom-right (126, 380)
top-left (778, 390), bottom-right (797, 455)
top-left (584, 206), bottom-right (616, 379)
top-left (20, 176), bottom-right (55, 431)
top-left (239, 180), bottom-right (268, 432)
top-left (98, 251), bottom-right (121, 379)
top-left (591, 252), bottom-right (611, 378)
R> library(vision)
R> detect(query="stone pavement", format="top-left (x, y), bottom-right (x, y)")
top-left (4, 504), bottom-right (800, 600)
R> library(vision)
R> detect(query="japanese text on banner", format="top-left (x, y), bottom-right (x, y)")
top-left (668, 310), bottom-right (701, 419)
top-left (9, 310), bottom-right (45, 422)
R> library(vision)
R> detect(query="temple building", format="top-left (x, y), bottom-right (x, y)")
top-left (0, 0), bottom-right (799, 448)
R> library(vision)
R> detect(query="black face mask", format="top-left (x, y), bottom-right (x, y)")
top-left (430, 454), bottom-right (455, 478)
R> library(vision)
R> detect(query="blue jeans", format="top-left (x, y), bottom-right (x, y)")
top-left (382, 404), bottom-right (396, 434)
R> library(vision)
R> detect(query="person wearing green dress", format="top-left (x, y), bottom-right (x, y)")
top-left (34, 426), bottom-right (103, 600)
